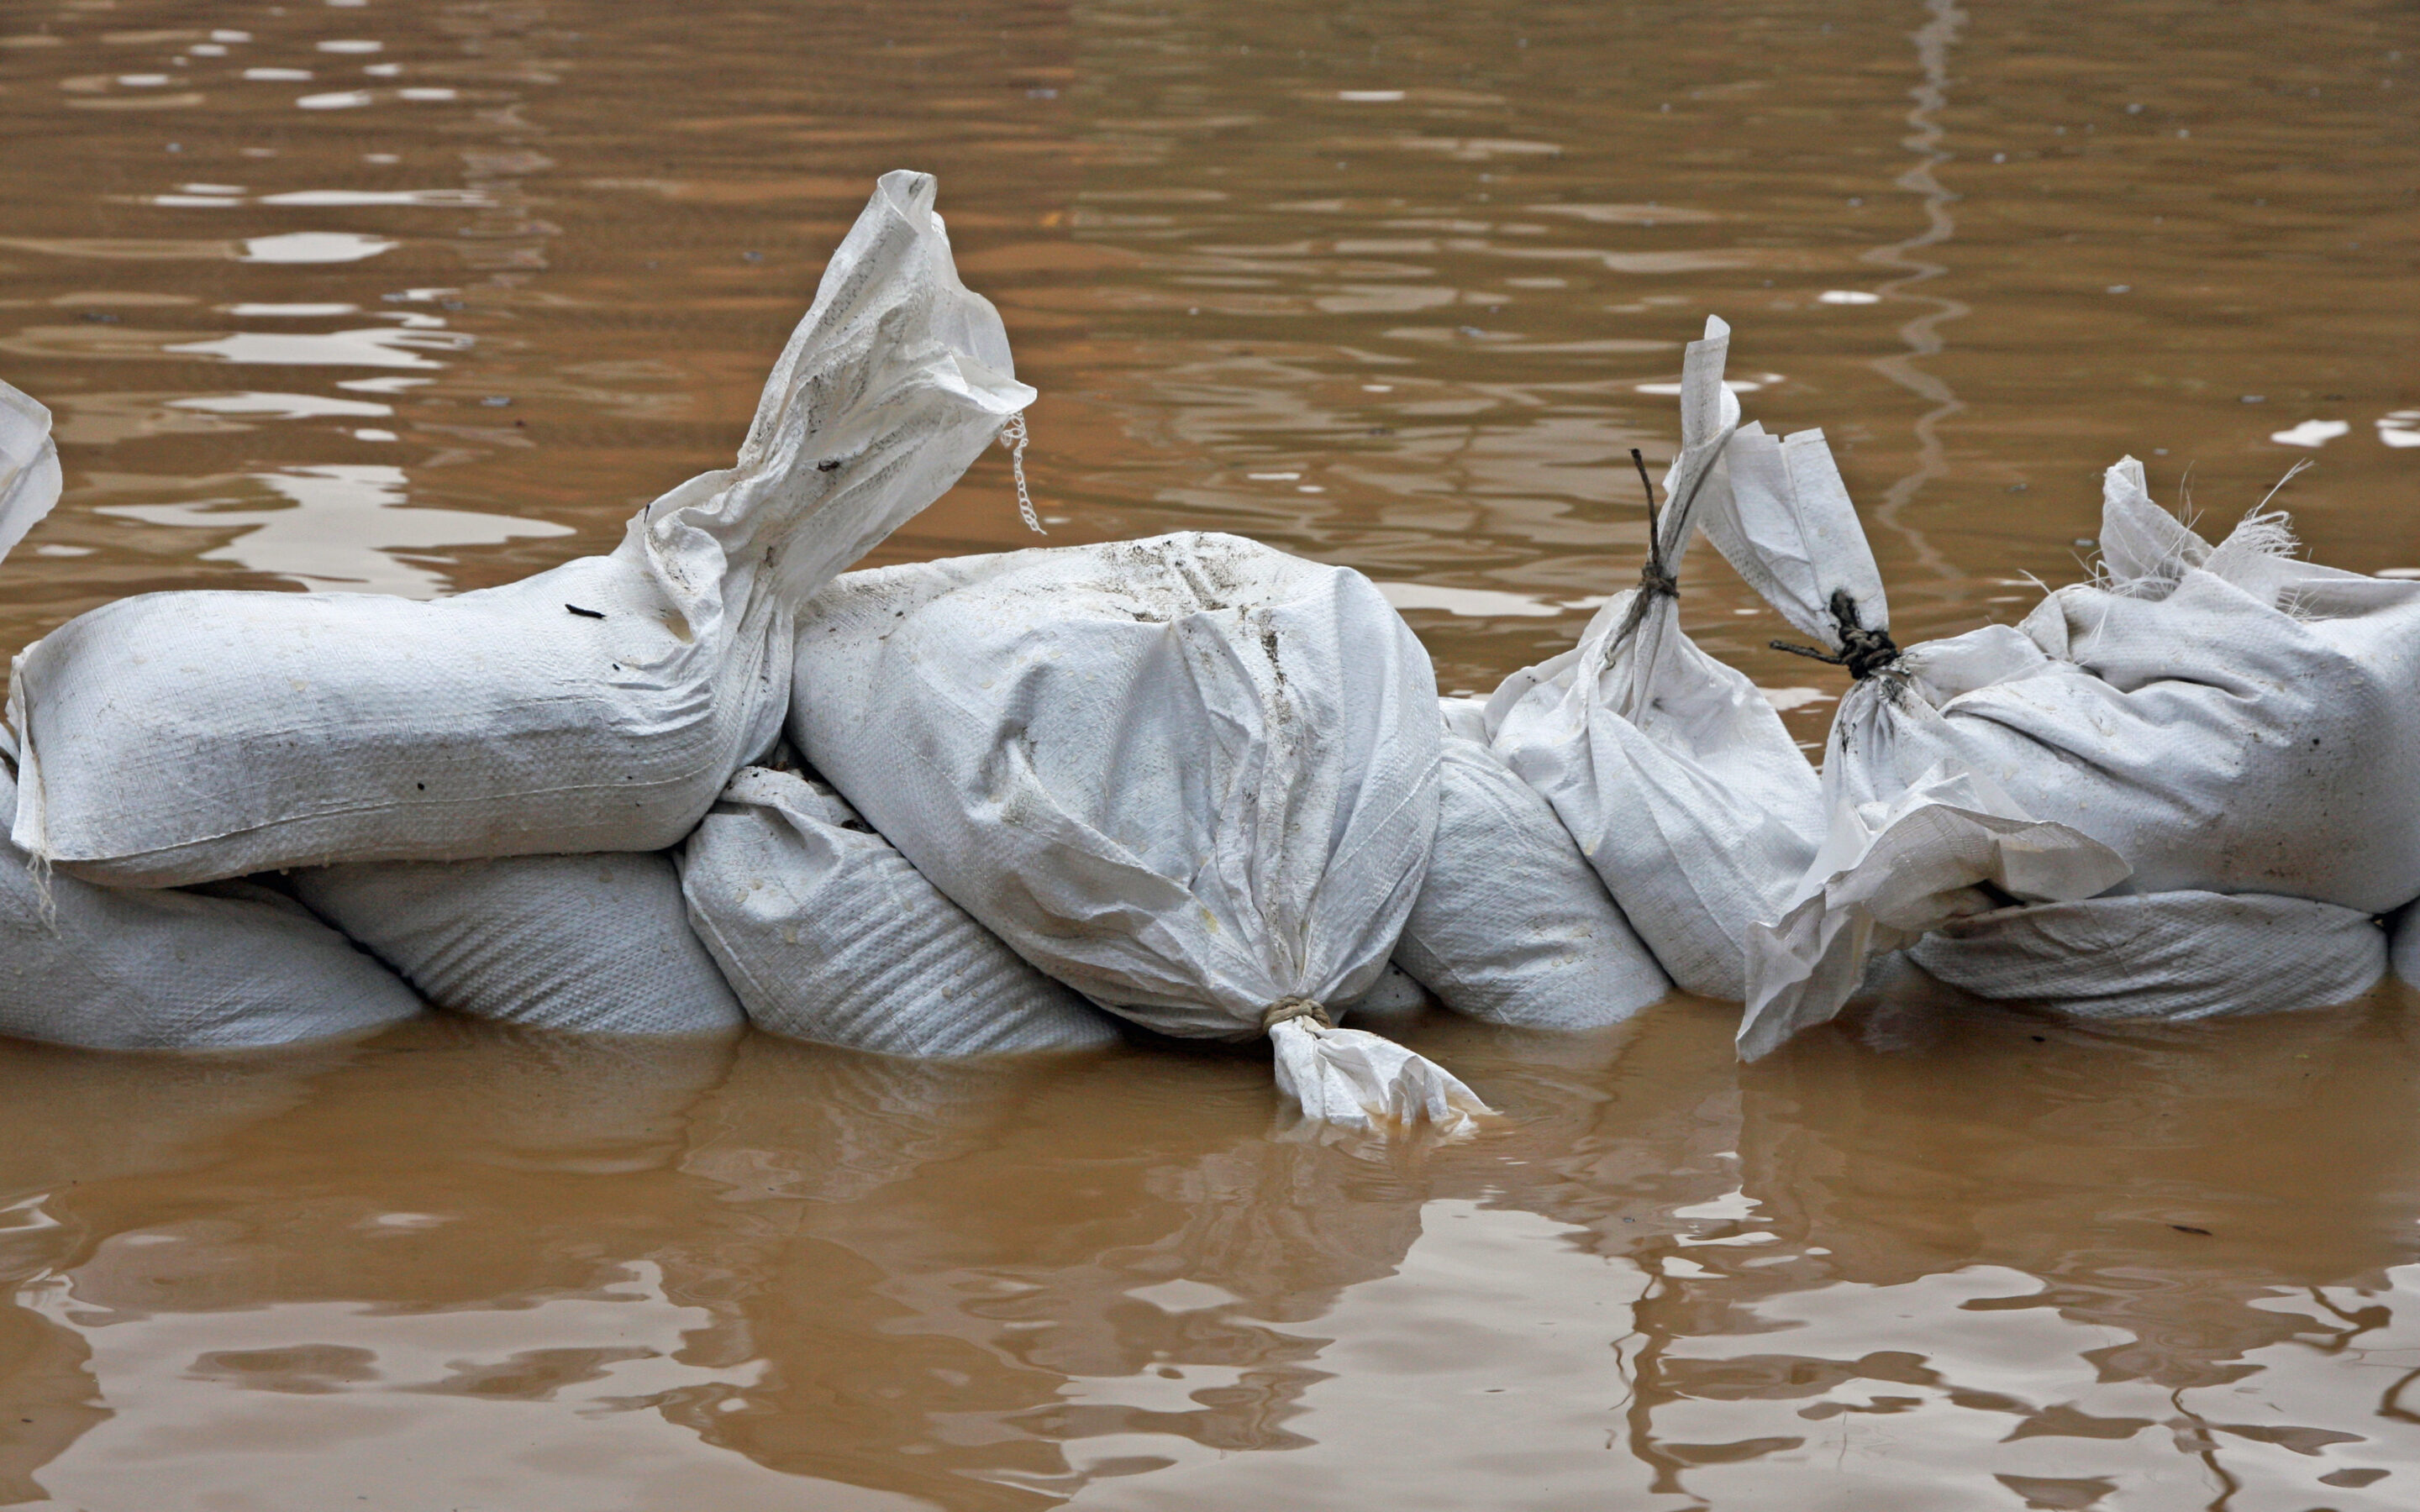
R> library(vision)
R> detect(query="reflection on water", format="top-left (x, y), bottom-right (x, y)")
top-left (1861, 0), bottom-right (1969, 591)
top-left (3, 0), bottom-right (2419, 1504)
top-left (95, 464), bottom-right (571, 597)
top-left (5, 1004), bottom-right (2420, 1509)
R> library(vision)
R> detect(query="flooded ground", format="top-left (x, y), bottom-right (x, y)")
top-left (2, 0), bottom-right (2417, 1506)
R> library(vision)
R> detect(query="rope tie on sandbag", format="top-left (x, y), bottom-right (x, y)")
top-left (1608, 449), bottom-right (1684, 654)
top-left (1000, 412), bottom-right (1044, 536)
top-left (1629, 448), bottom-right (1680, 602)
top-left (1262, 996), bottom-right (1334, 1033)
top-left (1769, 587), bottom-right (1902, 680)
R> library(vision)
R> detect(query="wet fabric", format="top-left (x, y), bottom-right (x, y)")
top-left (1729, 451), bottom-right (2420, 1058)
top-left (0, 381), bottom-right (60, 565)
top-left (681, 764), bottom-right (1120, 1056)
top-left (1486, 318), bottom-right (1823, 1002)
top-left (8, 171), bottom-right (1033, 887)
top-left (1394, 719), bottom-right (1670, 1030)
top-left (0, 762), bottom-right (423, 1050)
top-left (292, 852), bottom-right (744, 1036)
top-left (2394, 903), bottom-right (2420, 992)
top-left (790, 532), bottom-right (1487, 1133)
top-left (1824, 467), bottom-right (2420, 914)
top-left (1912, 890), bottom-right (2386, 1021)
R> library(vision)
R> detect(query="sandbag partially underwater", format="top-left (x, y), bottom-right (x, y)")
top-left (1912, 892), bottom-right (2386, 1021)
top-left (8, 170), bottom-right (1033, 888)
top-left (1716, 432), bottom-right (2417, 1057)
top-left (2393, 906), bottom-right (2420, 992)
top-left (0, 384), bottom-right (422, 1049)
top-left (289, 853), bottom-right (744, 1036)
top-left (680, 763), bottom-right (1122, 1055)
top-left (790, 533), bottom-right (1490, 1134)
top-left (1, 795), bottom-right (414, 1050)
top-left (1484, 317), bottom-right (1825, 1002)
top-left (1392, 701), bottom-right (1670, 1028)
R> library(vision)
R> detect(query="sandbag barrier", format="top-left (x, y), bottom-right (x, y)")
top-left (3, 212), bottom-right (2413, 1118)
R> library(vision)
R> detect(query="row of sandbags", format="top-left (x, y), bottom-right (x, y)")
top-left (3, 175), bottom-right (2412, 1131)
top-left (0, 173), bottom-right (1673, 1140)
top-left (1477, 315), bottom-right (2420, 1059)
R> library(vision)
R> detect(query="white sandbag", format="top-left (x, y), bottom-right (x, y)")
top-left (288, 852), bottom-right (744, 1035)
top-left (1486, 317), bottom-right (1824, 1000)
top-left (2392, 902), bottom-right (2420, 990)
top-left (1693, 411), bottom-right (2128, 1056)
top-left (790, 532), bottom-right (1489, 1134)
top-left (1737, 764), bottom-right (2132, 1059)
top-left (8, 171), bottom-right (1034, 888)
top-left (1341, 962), bottom-right (1432, 1018)
top-left (1393, 719), bottom-right (1670, 1029)
top-left (0, 380), bottom-right (62, 564)
top-left (1722, 442), bottom-right (2420, 1058)
top-left (1912, 890), bottom-right (2386, 1021)
top-left (1823, 463), bottom-right (2420, 911)
top-left (679, 764), bottom-right (1121, 1055)
top-left (0, 762), bottom-right (423, 1050)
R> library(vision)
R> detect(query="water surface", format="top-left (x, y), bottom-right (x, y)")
top-left (3, 0), bottom-right (2417, 1506)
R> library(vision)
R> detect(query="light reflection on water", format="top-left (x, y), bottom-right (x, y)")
top-left (2, 0), bottom-right (2418, 1505)
top-left (3, 1004), bottom-right (2418, 1509)
top-left (93, 464), bottom-right (570, 597)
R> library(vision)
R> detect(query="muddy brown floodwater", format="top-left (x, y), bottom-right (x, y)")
top-left (2, 1), bottom-right (2418, 1507)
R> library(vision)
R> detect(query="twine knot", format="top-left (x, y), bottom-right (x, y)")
top-left (1768, 588), bottom-right (1901, 681)
top-left (1262, 996), bottom-right (1334, 1033)
top-left (1834, 622), bottom-right (1902, 680)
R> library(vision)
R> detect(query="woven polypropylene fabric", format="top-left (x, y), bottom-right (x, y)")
top-left (791, 532), bottom-right (1440, 1042)
top-left (1717, 442), bottom-right (2420, 1059)
top-left (1912, 890), bottom-right (2386, 1021)
top-left (292, 851), bottom-right (744, 1036)
top-left (1487, 320), bottom-right (1824, 1003)
top-left (2393, 903), bottom-right (2420, 990)
top-left (1394, 730), bottom-right (1669, 1029)
top-left (1828, 466), bottom-right (2420, 916)
top-left (681, 765), bottom-right (1118, 1055)
top-left (790, 533), bottom-right (1488, 1133)
top-left (8, 171), bottom-right (1033, 888)
top-left (0, 764), bottom-right (423, 1049)
top-left (0, 380), bottom-right (61, 565)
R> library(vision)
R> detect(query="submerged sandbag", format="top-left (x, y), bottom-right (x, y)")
top-left (679, 764), bottom-right (1120, 1055)
top-left (2392, 903), bottom-right (2420, 990)
top-left (1738, 764), bottom-right (2129, 1061)
top-left (0, 381), bottom-right (62, 563)
top-left (289, 853), bottom-right (744, 1035)
top-left (1393, 706), bottom-right (1670, 1029)
top-left (1343, 963), bottom-right (1433, 1018)
top-left (1823, 466), bottom-right (2420, 912)
top-left (791, 532), bottom-right (1488, 1134)
top-left (0, 381), bottom-right (418, 1049)
top-left (1912, 891), bottom-right (2386, 1021)
top-left (0, 760), bottom-right (424, 1049)
top-left (1486, 318), bottom-right (1824, 1000)
top-left (1732, 448), bottom-right (2420, 1058)
top-left (8, 171), bottom-right (1033, 888)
